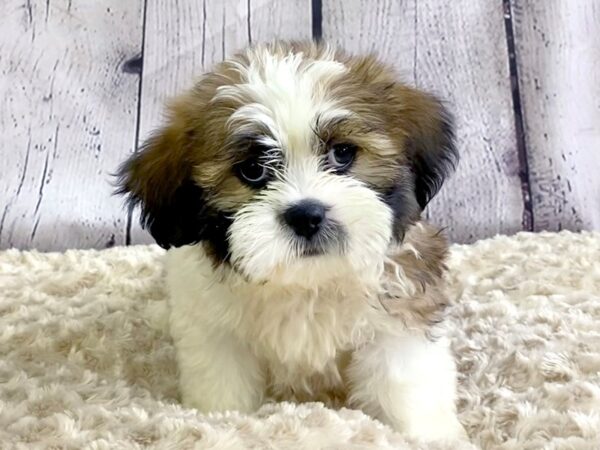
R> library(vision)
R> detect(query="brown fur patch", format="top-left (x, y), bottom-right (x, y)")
top-left (380, 222), bottom-right (451, 330)
top-left (324, 50), bottom-right (456, 200)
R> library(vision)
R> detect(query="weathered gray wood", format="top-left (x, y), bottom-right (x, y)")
top-left (323, 0), bottom-right (525, 243)
top-left (249, 0), bottom-right (312, 44)
top-left (131, 0), bottom-right (312, 244)
top-left (511, 0), bottom-right (600, 232)
top-left (322, 0), bottom-right (417, 81)
top-left (0, 0), bottom-right (143, 251)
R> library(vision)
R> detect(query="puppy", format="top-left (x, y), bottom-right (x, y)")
top-left (117, 41), bottom-right (465, 441)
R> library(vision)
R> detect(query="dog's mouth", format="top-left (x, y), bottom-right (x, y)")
top-left (300, 246), bottom-right (326, 257)
top-left (293, 222), bottom-right (348, 259)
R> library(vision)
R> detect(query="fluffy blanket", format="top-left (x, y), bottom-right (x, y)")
top-left (1, 231), bottom-right (600, 449)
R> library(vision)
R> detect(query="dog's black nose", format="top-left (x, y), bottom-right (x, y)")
top-left (283, 200), bottom-right (327, 239)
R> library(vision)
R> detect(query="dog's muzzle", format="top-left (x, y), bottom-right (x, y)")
top-left (281, 199), bottom-right (346, 256)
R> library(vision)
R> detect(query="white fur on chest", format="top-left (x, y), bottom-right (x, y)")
top-left (165, 245), bottom-right (381, 384)
top-left (232, 278), bottom-right (376, 372)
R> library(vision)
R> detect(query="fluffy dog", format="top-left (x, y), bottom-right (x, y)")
top-left (117, 41), bottom-right (465, 441)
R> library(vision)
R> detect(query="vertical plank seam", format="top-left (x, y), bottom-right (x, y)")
top-left (247, 0), bottom-right (252, 44)
top-left (503, 0), bottom-right (533, 231)
top-left (221, 5), bottom-right (226, 59)
top-left (126, 0), bottom-right (149, 245)
top-left (202, 0), bottom-right (207, 68)
top-left (412, 0), bottom-right (418, 86)
top-left (312, 0), bottom-right (322, 41)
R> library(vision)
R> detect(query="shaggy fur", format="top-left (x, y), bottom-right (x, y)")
top-left (115, 41), bottom-right (456, 260)
top-left (115, 41), bottom-right (462, 440)
top-left (1, 231), bottom-right (600, 448)
top-left (112, 41), bottom-right (464, 440)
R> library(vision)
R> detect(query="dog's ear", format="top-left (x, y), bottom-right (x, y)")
top-left (115, 121), bottom-right (209, 249)
top-left (393, 87), bottom-right (458, 209)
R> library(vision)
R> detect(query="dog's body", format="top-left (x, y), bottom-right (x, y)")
top-left (166, 222), bottom-right (462, 440)
top-left (118, 41), bottom-right (465, 441)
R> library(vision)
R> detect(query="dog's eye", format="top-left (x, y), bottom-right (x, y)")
top-left (327, 143), bottom-right (357, 172)
top-left (236, 158), bottom-right (269, 187)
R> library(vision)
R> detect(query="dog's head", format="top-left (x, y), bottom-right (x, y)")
top-left (116, 42), bottom-right (457, 284)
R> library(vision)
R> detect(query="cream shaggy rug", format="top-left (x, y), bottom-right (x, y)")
top-left (1, 231), bottom-right (600, 449)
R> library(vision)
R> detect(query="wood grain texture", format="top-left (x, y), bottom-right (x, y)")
top-left (322, 0), bottom-right (417, 81)
top-left (323, 0), bottom-right (525, 243)
top-left (0, 0), bottom-right (143, 251)
top-left (511, 0), bottom-right (600, 231)
top-left (248, 0), bottom-right (312, 43)
top-left (130, 0), bottom-right (312, 244)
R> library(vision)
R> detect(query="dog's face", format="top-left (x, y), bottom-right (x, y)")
top-left (117, 42), bottom-right (457, 284)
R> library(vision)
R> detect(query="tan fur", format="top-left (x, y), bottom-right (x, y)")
top-left (381, 223), bottom-right (450, 330)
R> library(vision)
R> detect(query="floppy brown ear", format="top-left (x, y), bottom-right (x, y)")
top-left (115, 122), bottom-right (214, 250)
top-left (394, 87), bottom-right (458, 209)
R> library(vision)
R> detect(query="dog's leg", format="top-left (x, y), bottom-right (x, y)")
top-left (169, 283), bottom-right (264, 413)
top-left (347, 333), bottom-right (465, 441)
top-left (165, 248), bottom-right (265, 413)
top-left (171, 320), bottom-right (265, 413)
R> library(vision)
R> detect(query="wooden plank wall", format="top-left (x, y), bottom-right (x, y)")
top-left (510, 0), bottom-right (600, 232)
top-left (0, 0), bottom-right (598, 251)
top-left (1, 0), bottom-right (143, 250)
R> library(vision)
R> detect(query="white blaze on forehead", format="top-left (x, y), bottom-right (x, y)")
top-left (214, 48), bottom-right (349, 156)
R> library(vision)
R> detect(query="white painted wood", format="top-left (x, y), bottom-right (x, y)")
top-left (248, 0), bottom-right (312, 43)
top-left (323, 0), bottom-right (525, 243)
top-left (0, 0), bottom-right (143, 251)
top-left (322, 0), bottom-right (417, 82)
top-left (131, 0), bottom-right (312, 244)
top-left (512, 0), bottom-right (600, 231)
